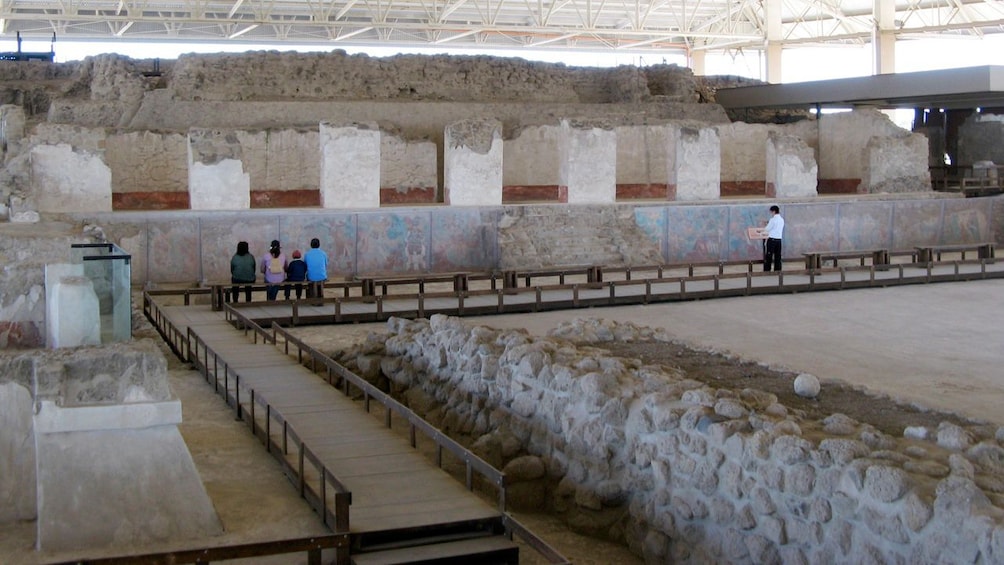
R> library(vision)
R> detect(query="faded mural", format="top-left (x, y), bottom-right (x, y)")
top-left (86, 197), bottom-right (998, 284)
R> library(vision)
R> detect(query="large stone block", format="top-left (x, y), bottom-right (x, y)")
top-left (445, 119), bottom-right (503, 206)
top-left (26, 341), bottom-right (221, 552)
top-left (46, 267), bottom-right (101, 348)
top-left (860, 133), bottom-right (931, 194)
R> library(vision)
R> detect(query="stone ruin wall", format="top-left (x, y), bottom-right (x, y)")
top-left (0, 339), bottom-right (223, 552)
top-left (0, 51), bottom-right (940, 215)
top-left (0, 222), bottom-right (93, 348)
top-left (334, 315), bottom-right (1004, 564)
top-left (11, 108), bottom-right (931, 210)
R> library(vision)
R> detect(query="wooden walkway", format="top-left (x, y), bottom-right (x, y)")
top-left (220, 258), bottom-right (1004, 327)
top-left (157, 305), bottom-right (527, 564)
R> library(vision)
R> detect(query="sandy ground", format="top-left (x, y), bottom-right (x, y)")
top-left (456, 279), bottom-right (1004, 426)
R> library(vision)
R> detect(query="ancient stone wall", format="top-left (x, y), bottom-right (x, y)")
top-left (817, 109), bottom-right (912, 189)
top-left (860, 133), bottom-right (931, 194)
top-left (7, 52), bottom-right (935, 213)
top-left (164, 52), bottom-right (697, 104)
top-left (342, 315), bottom-right (1004, 564)
top-left (0, 223), bottom-right (91, 348)
top-left (106, 131), bottom-right (189, 209)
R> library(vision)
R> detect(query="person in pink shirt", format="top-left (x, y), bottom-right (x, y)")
top-left (260, 239), bottom-right (288, 300)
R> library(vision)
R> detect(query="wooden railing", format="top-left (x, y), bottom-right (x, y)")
top-left (144, 294), bottom-right (569, 564)
top-left (184, 319), bottom-right (353, 565)
top-left (268, 320), bottom-right (570, 564)
top-left (57, 534), bottom-right (346, 565)
top-left (219, 256), bottom-right (1003, 327)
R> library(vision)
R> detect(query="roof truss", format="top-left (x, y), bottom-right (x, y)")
top-left (0, 0), bottom-right (1001, 57)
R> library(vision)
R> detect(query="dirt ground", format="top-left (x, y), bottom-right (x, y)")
top-left (594, 339), bottom-right (975, 436)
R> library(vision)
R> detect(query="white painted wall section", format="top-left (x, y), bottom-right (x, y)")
top-left (444, 119), bottom-right (503, 206)
top-left (30, 144), bottom-right (112, 213)
top-left (559, 119), bottom-right (616, 204)
top-left (673, 126), bottom-right (721, 201)
top-left (319, 122), bottom-right (381, 209)
top-left (187, 129), bottom-right (251, 210)
top-left (766, 131), bottom-right (818, 198)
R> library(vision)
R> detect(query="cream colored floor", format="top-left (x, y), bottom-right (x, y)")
top-left (4, 279), bottom-right (1000, 563)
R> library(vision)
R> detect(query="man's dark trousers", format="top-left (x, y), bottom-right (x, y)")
top-left (764, 238), bottom-right (782, 271)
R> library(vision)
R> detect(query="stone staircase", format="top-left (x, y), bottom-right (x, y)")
top-left (498, 204), bottom-right (663, 270)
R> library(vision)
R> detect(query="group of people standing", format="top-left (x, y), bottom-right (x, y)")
top-left (229, 238), bottom-right (329, 302)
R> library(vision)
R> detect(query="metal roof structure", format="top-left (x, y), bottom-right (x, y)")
top-left (0, 0), bottom-right (1002, 58)
top-left (716, 65), bottom-right (1004, 110)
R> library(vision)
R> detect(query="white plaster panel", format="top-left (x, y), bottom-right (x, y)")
top-left (44, 263), bottom-right (84, 348)
top-left (48, 276), bottom-right (101, 349)
top-left (615, 125), bottom-right (669, 185)
top-left (445, 120), bottom-right (503, 206)
top-left (503, 125), bottom-right (561, 187)
top-left (559, 120), bottom-right (616, 204)
top-left (767, 131), bottom-right (818, 198)
top-left (319, 122), bottom-right (381, 209)
top-left (188, 159), bottom-right (251, 210)
top-left (0, 381), bottom-right (35, 523)
top-left (673, 126), bottom-right (721, 201)
top-left (30, 144), bottom-right (113, 213)
top-left (382, 134), bottom-right (438, 191)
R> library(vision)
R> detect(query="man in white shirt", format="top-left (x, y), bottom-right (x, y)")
top-left (760, 205), bottom-right (785, 271)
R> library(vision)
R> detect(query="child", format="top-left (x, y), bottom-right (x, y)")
top-left (285, 249), bottom-right (308, 299)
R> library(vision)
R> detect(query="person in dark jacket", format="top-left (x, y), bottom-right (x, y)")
top-left (230, 241), bottom-right (256, 302)
top-left (284, 249), bottom-right (308, 299)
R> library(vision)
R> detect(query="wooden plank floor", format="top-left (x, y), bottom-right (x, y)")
top-left (163, 305), bottom-right (501, 536)
top-left (223, 259), bottom-right (1004, 325)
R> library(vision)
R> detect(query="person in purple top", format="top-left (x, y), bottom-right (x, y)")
top-left (260, 239), bottom-right (288, 301)
top-left (303, 237), bottom-right (329, 299)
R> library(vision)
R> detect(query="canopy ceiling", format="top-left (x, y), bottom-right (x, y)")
top-left (0, 0), bottom-right (1002, 58)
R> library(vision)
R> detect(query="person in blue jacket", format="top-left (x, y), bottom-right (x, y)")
top-left (303, 238), bottom-right (329, 298)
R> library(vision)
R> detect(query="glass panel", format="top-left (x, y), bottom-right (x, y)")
top-left (71, 244), bottom-right (132, 343)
